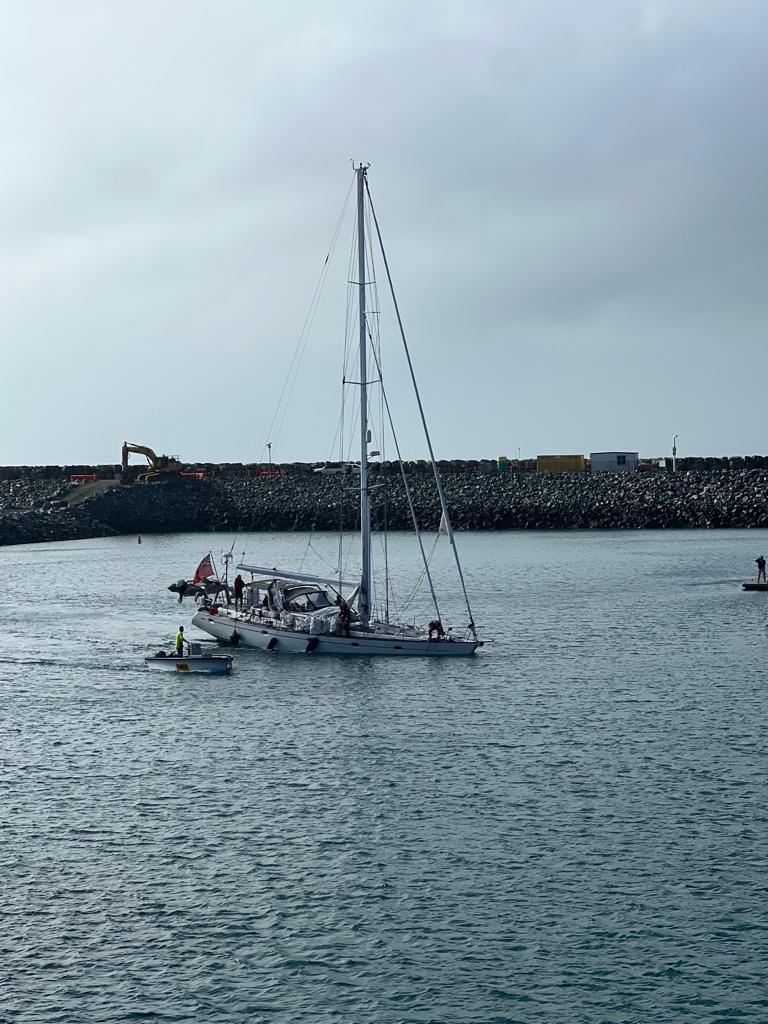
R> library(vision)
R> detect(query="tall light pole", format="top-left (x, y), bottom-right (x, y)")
top-left (672, 434), bottom-right (678, 473)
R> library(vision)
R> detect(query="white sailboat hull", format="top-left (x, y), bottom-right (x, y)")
top-left (191, 609), bottom-right (478, 657)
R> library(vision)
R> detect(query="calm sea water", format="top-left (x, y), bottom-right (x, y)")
top-left (2, 529), bottom-right (767, 1024)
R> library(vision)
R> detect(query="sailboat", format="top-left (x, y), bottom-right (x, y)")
top-left (190, 165), bottom-right (482, 656)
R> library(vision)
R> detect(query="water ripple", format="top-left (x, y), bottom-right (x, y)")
top-left (1, 530), bottom-right (767, 1022)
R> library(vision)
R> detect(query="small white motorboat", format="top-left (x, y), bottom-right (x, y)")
top-left (145, 642), bottom-right (233, 674)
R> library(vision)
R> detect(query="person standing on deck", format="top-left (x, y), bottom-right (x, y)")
top-left (233, 574), bottom-right (245, 612)
top-left (336, 595), bottom-right (351, 637)
top-left (175, 626), bottom-right (188, 656)
top-left (756, 555), bottom-right (766, 583)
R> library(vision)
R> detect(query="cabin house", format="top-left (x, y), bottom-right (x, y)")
top-left (590, 451), bottom-right (639, 474)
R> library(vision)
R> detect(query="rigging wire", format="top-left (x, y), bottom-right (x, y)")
top-left (365, 178), bottom-right (477, 639)
top-left (370, 187), bottom-right (449, 622)
top-left (327, 212), bottom-right (369, 591)
top-left (401, 531), bottom-right (442, 612)
top-left (326, 216), bottom-right (364, 464)
top-left (364, 190), bottom-right (433, 621)
top-left (370, 242), bottom-right (390, 620)
top-left (367, 323), bottom-right (442, 622)
top-left (262, 175), bottom-right (354, 456)
top-left (307, 539), bottom-right (341, 573)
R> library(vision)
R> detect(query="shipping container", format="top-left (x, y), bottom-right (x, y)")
top-left (536, 455), bottom-right (586, 475)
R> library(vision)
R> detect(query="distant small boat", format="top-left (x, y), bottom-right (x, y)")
top-left (742, 579), bottom-right (768, 592)
top-left (145, 643), bottom-right (233, 674)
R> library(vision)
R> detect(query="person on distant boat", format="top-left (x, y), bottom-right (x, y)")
top-left (756, 555), bottom-right (766, 583)
top-left (175, 625), bottom-right (188, 656)
top-left (233, 574), bottom-right (245, 612)
top-left (428, 619), bottom-right (445, 641)
top-left (336, 595), bottom-right (351, 637)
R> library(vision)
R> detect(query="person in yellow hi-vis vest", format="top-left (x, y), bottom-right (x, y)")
top-left (175, 626), bottom-right (188, 657)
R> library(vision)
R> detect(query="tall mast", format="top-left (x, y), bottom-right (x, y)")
top-left (357, 163), bottom-right (371, 625)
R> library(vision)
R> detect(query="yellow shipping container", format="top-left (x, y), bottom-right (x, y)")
top-left (536, 454), bottom-right (586, 475)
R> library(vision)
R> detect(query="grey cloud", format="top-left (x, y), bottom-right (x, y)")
top-left (1, 0), bottom-right (767, 463)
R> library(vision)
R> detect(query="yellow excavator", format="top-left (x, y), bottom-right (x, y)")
top-left (121, 442), bottom-right (183, 484)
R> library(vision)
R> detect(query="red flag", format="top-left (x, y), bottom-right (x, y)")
top-left (193, 553), bottom-right (216, 583)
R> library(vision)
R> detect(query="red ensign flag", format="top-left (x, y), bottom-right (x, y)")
top-left (193, 553), bottom-right (215, 583)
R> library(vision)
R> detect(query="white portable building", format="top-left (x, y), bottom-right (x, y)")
top-left (590, 451), bottom-right (639, 474)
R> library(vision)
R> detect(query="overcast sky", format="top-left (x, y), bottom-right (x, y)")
top-left (1, 0), bottom-right (766, 465)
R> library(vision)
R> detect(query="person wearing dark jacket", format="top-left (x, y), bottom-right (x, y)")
top-left (336, 595), bottom-right (351, 637)
top-left (756, 555), bottom-right (766, 583)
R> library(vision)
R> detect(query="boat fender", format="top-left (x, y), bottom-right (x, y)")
top-left (306, 637), bottom-right (319, 653)
top-left (231, 630), bottom-right (240, 646)
top-left (266, 637), bottom-right (278, 651)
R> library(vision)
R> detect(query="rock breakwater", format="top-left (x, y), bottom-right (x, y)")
top-left (1, 468), bottom-right (767, 547)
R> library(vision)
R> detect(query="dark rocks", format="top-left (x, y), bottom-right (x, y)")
top-left (79, 478), bottom-right (235, 534)
top-left (0, 507), bottom-right (116, 546)
top-left (1, 466), bottom-right (768, 545)
top-left (0, 478), bottom-right (67, 511)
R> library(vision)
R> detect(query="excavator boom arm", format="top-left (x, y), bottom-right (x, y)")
top-left (121, 442), bottom-right (183, 482)
top-left (122, 442), bottom-right (160, 474)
